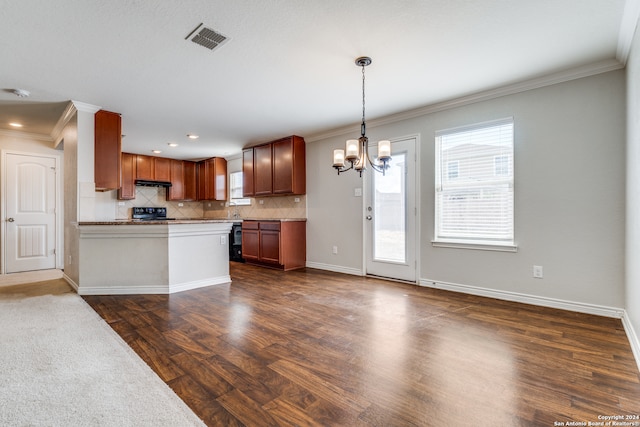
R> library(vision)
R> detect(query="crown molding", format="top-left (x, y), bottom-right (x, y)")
top-left (50, 101), bottom-right (77, 145)
top-left (50, 100), bottom-right (100, 146)
top-left (617, 0), bottom-right (640, 64)
top-left (305, 59), bottom-right (624, 143)
top-left (0, 128), bottom-right (53, 142)
top-left (71, 100), bottom-right (101, 114)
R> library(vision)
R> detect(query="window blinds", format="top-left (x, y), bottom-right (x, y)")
top-left (435, 118), bottom-right (514, 245)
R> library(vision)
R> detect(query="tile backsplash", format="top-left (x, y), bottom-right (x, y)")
top-left (203, 195), bottom-right (306, 219)
top-left (116, 187), bottom-right (306, 220)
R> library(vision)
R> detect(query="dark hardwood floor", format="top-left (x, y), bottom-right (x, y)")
top-left (83, 263), bottom-right (640, 426)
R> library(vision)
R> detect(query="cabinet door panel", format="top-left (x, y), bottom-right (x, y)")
top-left (254, 145), bottom-right (273, 196)
top-left (183, 161), bottom-right (197, 201)
top-left (242, 228), bottom-right (260, 261)
top-left (94, 110), bottom-right (121, 191)
top-left (167, 159), bottom-right (184, 200)
top-left (154, 157), bottom-right (171, 182)
top-left (136, 155), bottom-right (154, 180)
top-left (259, 229), bottom-right (280, 264)
top-left (118, 152), bottom-right (136, 200)
top-left (272, 138), bottom-right (293, 194)
top-left (242, 149), bottom-right (255, 197)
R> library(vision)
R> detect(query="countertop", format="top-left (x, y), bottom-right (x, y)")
top-left (78, 218), bottom-right (307, 225)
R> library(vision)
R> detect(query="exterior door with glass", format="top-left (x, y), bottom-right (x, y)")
top-left (365, 137), bottom-right (417, 282)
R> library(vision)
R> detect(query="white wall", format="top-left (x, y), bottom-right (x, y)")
top-left (626, 18), bottom-right (640, 357)
top-left (307, 70), bottom-right (626, 310)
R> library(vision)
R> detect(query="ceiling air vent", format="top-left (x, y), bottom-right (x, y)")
top-left (186, 23), bottom-right (228, 51)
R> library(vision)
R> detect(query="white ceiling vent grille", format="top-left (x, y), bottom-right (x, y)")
top-left (186, 23), bottom-right (228, 51)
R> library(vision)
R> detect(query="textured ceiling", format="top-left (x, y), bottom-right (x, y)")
top-left (0, 0), bottom-right (632, 160)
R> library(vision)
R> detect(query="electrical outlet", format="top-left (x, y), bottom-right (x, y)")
top-left (220, 235), bottom-right (227, 245)
top-left (354, 188), bottom-right (362, 197)
top-left (294, 197), bottom-right (300, 203)
top-left (259, 200), bottom-right (264, 205)
top-left (533, 265), bottom-right (543, 279)
top-left (178, 203), bottom-right (184, 207)
top-left (118, 201), bottom-right (125, 206)
top-left (332, 245), bottom-right (338, 255)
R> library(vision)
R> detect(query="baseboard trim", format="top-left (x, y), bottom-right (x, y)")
top-left (622, 311), bottom-right (640, 372)
top-left (63, 273), bottom-right (79, 292)
top-left (74, 276), bottom-right (231, 295)
top-left (305, 262), bottom-right (363, 277)
top-left (420, 278), bottom-right (625, 319)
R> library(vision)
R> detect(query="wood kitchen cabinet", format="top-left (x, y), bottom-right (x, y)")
top-left (242, 148), bottom-right (254, 197)
top-left (118, 152), bottom-right (136, 200)
top-left (94, 110), bottom-right (122, 191)
top-left (241, 220), bottom-right (306, 270)
top-left (136, 155), bottom-right (171, 182)
top-left (154, 157), bottom-right (171, 182)
top-left (272, 136), bottom-right (306, 195)
top-left (183, 161), bottom-right (198, 201)
top-left (197, 157), bottom-right (227, 201)
top-left (167, 159), bottom-right (185, 200)
top-left (167, 159), bottom-right (198, 201)
top-left (135, 155), bottom-right (154, 180)
top-left (242, 135), bottom-right (305, 197)
top-left (254, 144), bottom-right (273, 196)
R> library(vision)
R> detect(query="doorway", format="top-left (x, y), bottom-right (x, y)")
top-left (364, 137), bottom-right (417, 282)
top-left (3, 152), bottom-right (58, 273)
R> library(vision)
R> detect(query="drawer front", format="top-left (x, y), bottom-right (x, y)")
top-left (259, 221), bottom-right (281, 231)
top-left (242, 221), bottom-right (259, 230)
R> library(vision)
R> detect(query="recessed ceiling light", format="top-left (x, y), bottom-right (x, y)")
top-left (9, 122), bottom-right (23, 128)
top-left (168, 143), bottom-right (179, 147)
top-left (152, 150), bottom-right (162, 154)
top-left (187, 134), bottom-right (199, 140)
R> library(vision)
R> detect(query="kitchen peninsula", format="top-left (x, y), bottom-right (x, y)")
top-left (75, 219), bottom-right (234, 295)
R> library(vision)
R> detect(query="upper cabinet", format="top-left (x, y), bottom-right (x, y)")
top-left (118, 152), bottom-right (136, 200)
top-left (243, 135), bottom-right (305, 197)
top-left (242, 148), bottom-right (255, 197)
top-left (135, 155), bottom-right (171, 182)
top-left (272, 136), bottom-right (306, 195)
top-left (94, 110), bottom-right (122, 191)
top-left (197, 157), bottom-right (227, 201)
top-left (254, 144), bottom-right (273, 196)
top-left (167, 159), bottom-right (198, 201)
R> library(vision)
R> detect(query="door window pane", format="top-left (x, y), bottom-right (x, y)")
top-left (373, 152), bottom-right (406, 263)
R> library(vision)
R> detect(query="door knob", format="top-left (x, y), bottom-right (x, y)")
top-left (366, 215), bottom-right (372, 220)
top-left (7, 218), bottom-right (14, 222)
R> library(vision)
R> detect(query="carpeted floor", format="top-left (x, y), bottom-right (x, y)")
top-left (0, 292), bottom-right (205, 426)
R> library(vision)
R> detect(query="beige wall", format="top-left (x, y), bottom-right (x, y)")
top-left (626, 18), bottom-right (640, 356)
top-left (307, 70), bottom-right (626, 310)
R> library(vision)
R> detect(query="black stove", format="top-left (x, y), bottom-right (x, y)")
top-left (132, 207), bottom-right (175, 221)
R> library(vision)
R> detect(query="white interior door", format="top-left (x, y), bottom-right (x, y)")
top-left (4, 153), bottom-right (57, 273)
top-left (365, 137), bottom-right (417, 282)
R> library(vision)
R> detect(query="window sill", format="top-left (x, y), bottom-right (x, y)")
top-left (431, 240), bottom-right (518, 252)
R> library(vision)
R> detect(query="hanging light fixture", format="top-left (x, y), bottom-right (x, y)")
top-left (333, 56), bottom-right (391, 176)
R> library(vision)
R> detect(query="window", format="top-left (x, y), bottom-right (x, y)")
top-left (229, 171), bottom-right (251, 206)
top-left (434, 118), bottom-right (514, 248)
top-left (447, 161), bottom-right (459, 179)
top-left (494, 155), bottom-right (509, 176)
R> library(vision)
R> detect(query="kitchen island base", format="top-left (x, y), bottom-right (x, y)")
top-left (73, 222), bottom-right (233, 295)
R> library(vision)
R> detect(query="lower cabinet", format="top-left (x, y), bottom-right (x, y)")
top-left (241, 220), bottom-right (306, 271)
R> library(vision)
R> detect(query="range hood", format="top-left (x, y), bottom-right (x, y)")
top-left (134, 179), bottom-right (172, 187)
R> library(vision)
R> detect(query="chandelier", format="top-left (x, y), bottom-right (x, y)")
top-left (332, 56), bottom-right (391, 176)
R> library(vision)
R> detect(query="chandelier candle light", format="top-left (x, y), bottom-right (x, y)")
top-left (333, 56), bottom-right (392, 176)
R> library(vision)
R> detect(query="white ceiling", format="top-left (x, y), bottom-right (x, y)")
top-left (0, 0), bottom-right (635, 160)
